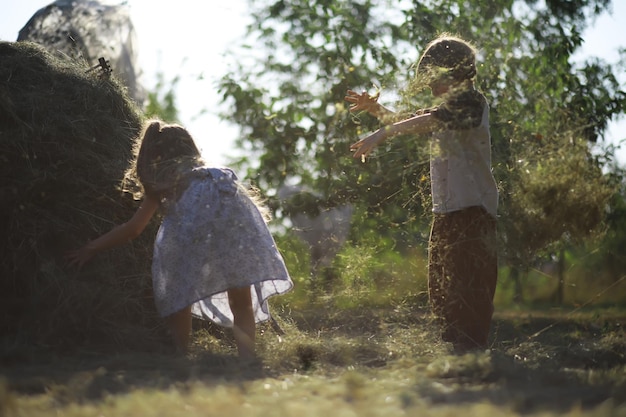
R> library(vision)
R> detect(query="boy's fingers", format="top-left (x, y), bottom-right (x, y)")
top-left (351, 145), bottom-right (366, 158)
top-left (350, 140), bottom-right (362, 150)
top-left (353, 150), bottom-right (367, 159)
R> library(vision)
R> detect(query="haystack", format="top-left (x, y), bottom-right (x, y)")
top-left (0, 41), bottom-right (161, 354)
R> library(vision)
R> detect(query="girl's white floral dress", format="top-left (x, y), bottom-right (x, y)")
top-left (152, 166), bottom-right (293, 327)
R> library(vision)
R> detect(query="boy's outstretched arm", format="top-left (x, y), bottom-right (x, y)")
top-left (66, 195), bottom-right (160, 269)
top-left (350, 113), bottom-right (440, 159)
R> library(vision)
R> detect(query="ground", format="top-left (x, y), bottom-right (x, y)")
top-left (1, 305), bottom-right (625, 416)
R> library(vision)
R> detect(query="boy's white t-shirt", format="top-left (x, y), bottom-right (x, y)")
top-left (429, 92), bottom-right (498, 217)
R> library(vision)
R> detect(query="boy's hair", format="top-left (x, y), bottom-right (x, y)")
top-left (417, 34), bottom-right (477, 83)
top-left (124, 119), bottom-right (203, 199)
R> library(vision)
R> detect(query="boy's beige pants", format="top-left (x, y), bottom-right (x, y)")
top-left (428, 206), bottom-right (498, 350)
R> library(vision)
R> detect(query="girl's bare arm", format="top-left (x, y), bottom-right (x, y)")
top-left (66, 195), bottom-right (160, 269)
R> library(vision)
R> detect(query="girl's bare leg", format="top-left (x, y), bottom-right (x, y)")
top-left (166, 306), bottom-right (192, 354)
top-left (228, 287), bottom-right (256, 359)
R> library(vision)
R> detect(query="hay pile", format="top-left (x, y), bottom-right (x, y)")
top-left (0, 41), bottom-right (162, 354)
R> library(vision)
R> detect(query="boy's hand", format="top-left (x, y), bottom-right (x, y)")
top-left (345, 89), bottom-right (380, 113)
top-left (350, 128), bottom-right (386, 160)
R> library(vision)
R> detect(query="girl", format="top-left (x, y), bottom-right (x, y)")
top-left (66, 120), bottom-right (293, 358)
top-left (347, 35), bottom-right (498, 352)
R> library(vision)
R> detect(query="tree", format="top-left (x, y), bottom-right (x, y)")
top-left (144, 71), bottom-right (180, 123)
top-left (218, 0), bottom-right (625, 266)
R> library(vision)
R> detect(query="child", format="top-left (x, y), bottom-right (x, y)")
top-left (66, 120), bottom-right (293, 359)
top-left (347, 35), bottom-right (498, 352)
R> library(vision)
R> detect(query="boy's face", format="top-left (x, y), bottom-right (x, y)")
top-left (423, 66), bottom-right (454, 97)
top-left (429, 77), bottom-right (451, 97)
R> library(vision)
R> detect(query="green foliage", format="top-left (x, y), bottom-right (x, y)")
top-left (499, 130), bottom-right (614, 266)
top-left (272, 221), bottom-right (429, 311)
top-left (219, 0), bottom-right (625, 272)
top-left (144, 71), bottom-right (180, 123)
top-left (583, 174), bottom-right (626, 282)
top-left (337, 246), bottom-right (429, 308)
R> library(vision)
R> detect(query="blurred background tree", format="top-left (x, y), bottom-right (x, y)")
top-left (218, 0), bottom-right (626, 304)
top-left (144, 71), bottom-right (180, 123)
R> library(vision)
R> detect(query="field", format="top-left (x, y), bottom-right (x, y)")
top-left (2, 301), bottom-right (625, 417)
top-left (2, 236), bottom-right (625, 417)
top-left (2, 38), bottom-right (625, 417)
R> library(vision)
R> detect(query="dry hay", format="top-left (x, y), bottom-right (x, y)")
top-left (0, 41), bottom-right (163, 354)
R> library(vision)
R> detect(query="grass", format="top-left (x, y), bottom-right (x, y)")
top-left (3, 243), bottom-right (626, 417)
top-left (2, 300), bottom-right (625, 417)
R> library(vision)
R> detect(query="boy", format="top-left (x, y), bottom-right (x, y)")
top-left (347, 35), bottom-right (498, 351)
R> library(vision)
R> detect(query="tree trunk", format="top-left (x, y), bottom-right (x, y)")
top-left (511, 266), bottom-right (523, 303)
top-left (554, 249), bottom-right (565, 304)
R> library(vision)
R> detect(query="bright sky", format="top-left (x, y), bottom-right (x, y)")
top-left (0, 0), bottom-right (249, 166)
top-left (1, 0), bottom-right (624, 166)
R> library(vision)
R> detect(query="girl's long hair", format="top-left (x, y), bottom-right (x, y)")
top-left (123, 119), bottom-right (203, 200)
top-left (122, 119), bottom-right (272, 222)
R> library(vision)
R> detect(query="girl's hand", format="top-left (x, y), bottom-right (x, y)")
top-left (65, 244), bottom-right (97, 270)
top-left (345, 89), bottom-right (380, 113)
top-left (350, 128), bottom-right (387, 160)
top-left (63, 196), bottom-right (159, 270)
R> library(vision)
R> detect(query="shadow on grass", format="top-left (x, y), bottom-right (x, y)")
top-left (1, 347), bottom-right (265, 406)
top-left (1, 305), bottom-right (624, 413)
top-left (416, 308), bottom-right (626, 413)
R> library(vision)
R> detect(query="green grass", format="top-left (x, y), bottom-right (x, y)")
top-left (3, 302), bottom-right (625, 417)
top-left (3, 245), bottom-right (625, 417)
